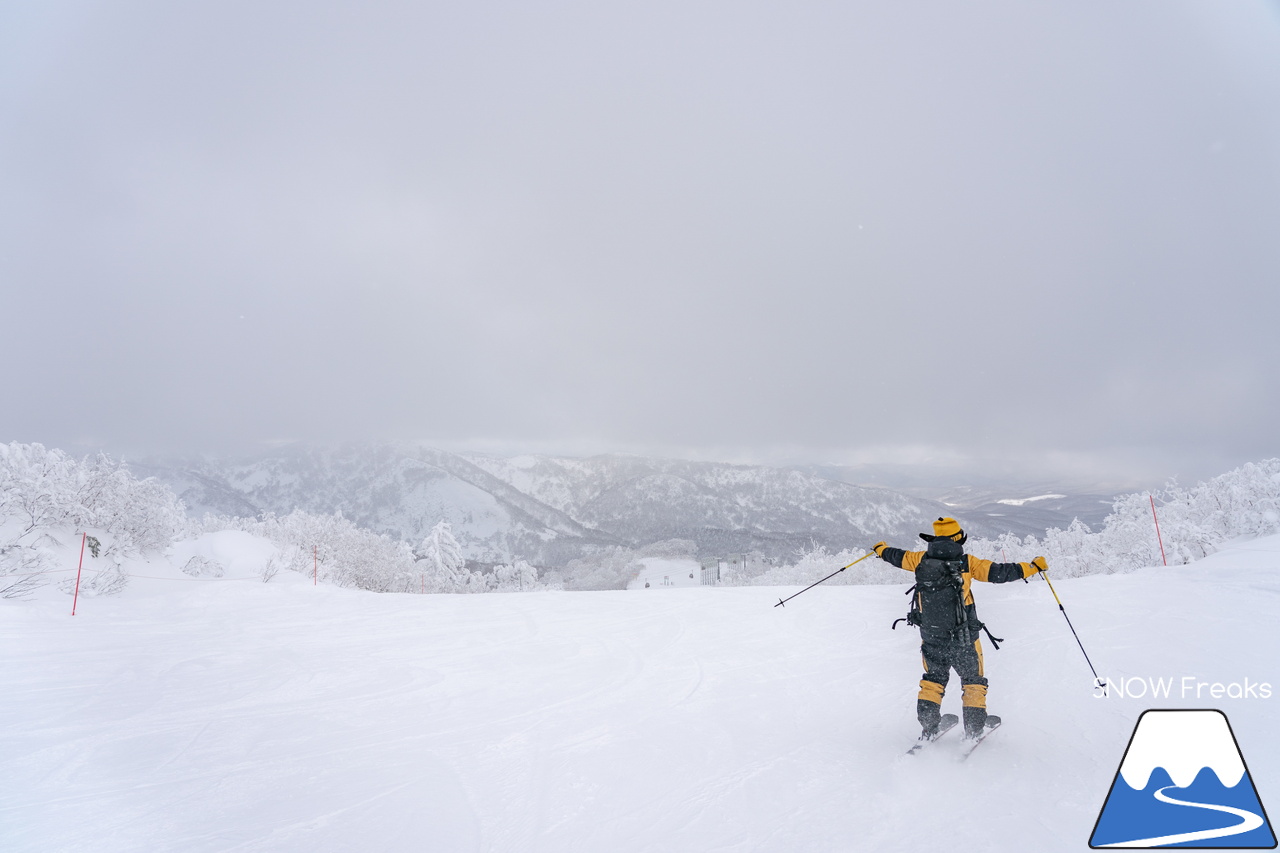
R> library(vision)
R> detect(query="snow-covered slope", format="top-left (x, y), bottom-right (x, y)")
top-left (3, 534), bottom-right (1276, 852)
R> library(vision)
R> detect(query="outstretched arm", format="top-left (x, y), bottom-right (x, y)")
top-left (872, 541), bottom-right (923, 572)
top-left (968, 554), bottom-right (1047, 583)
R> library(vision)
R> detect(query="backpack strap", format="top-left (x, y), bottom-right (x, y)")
top-left (892, 584), bottom-right (921, 630)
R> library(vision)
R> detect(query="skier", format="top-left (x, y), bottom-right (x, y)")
top-left (871, 517), bottom-right (1047, 741)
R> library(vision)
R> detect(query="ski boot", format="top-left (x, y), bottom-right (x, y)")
top-left (917, 699), bottom-right (942, 740)
top-left (963, 706), bottom-right (987, 740)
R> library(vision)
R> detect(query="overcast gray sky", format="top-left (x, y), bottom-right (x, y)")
top-left (2, 1), bottom-right (1278, 485)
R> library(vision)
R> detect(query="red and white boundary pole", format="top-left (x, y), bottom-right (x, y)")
top-left (1149, 494), bottom-right (1168, 566)
top-left (71, 532), bottom-right (87, 616)
top-left (314, 545), bottom-right (318, 586)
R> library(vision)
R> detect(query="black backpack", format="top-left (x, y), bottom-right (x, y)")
top-left (893, 539), bottom-right (1003, 648)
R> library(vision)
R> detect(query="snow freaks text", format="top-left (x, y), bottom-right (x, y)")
top-left (1094, 676), bottom-right (1273, 700)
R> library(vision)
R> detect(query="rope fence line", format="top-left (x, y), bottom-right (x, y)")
top-left (118, 572), bottom-right (270, 582)
top-left (4, 534), bottom-right (333, 594)
top-left (2, 567), bottom-right (79, 579)
top-left (1, 568), bottom-right (305, 581)
top-left (2, 566), bottom-right (289, 582)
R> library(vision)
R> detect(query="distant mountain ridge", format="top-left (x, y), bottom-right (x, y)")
top-left (136, 443), bottom-right (1006, 566)
top-left (462, 453), bottom-right (991, 556)
top-left (801, 463), bottom-right (1121, 536)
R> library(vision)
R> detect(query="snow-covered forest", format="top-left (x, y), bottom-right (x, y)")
top-left (4, 442), bottom-right (1280, 597)
top-left (729, 459), bottom-right (1280, 587)
top-left (0, 443), bottom-right (546, 596)
top-left (971, 460), bottom-right (1280, 574)
top-left (0, 443), bottom-right (190, 599)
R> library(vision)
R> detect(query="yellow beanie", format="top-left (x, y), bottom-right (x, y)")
top-left (933, 517), bottom-right (964, 540)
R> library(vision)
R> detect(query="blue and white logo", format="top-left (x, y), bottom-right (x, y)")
top-left (1091, 709), bottom-right (1276, 848)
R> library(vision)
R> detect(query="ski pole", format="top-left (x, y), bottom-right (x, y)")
top-left (1040, 571), bottom-right (1106, 689)
top-left (774, 552), bottom-right (874, 608)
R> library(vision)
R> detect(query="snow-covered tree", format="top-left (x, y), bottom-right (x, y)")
top-left (560, 546), bottom-right (642, 590)
top-left (0, 442), bottom-right (189, 597)
top-left (967, 458), bottom-right (1280, 577)
top-left (417, 520), bottom-right (466, 592)
top-left (728, 459), bottom-right (1280, 586)
top-left (494, 559), bottom-right (538, 592)
top-left (463, 569), bottom-right (495, 594)
top-left (210, 509), bottom-right (417, 592)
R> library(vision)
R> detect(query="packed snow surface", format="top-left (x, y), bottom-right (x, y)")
top-left (2, 537), bottom-right (1278, 852)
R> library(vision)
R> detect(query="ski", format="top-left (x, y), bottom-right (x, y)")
top-left (957, 715), bottom-right (1002, 761)
top-left (905, 713), bottom-right (959, 755)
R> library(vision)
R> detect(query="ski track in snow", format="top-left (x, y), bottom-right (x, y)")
top-left (2, 537), bottom-right (1279, 852)
top-left (1099, 785), bottom-right (1265, 847)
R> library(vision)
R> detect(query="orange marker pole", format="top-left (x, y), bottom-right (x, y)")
top-left (71, 532), bottom-right (87, 616)
top-left (1149, 494), bottom-right (1167, 566)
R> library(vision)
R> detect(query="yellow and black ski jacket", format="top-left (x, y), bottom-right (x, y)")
top-left (878, 539), bottom-right (1038, 643)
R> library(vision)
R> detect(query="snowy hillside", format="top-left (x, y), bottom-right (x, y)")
top-left (138, 444), bottom-right (985, 565)
top-left (4, 532), bottom-right (1276, 852)
top-left (134, 445), bottom-right (623, 567)
top-left (465, 452), bottom-right (974, 554)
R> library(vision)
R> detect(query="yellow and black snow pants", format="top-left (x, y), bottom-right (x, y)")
top-left (918, 637), bottom-right (988, 712)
